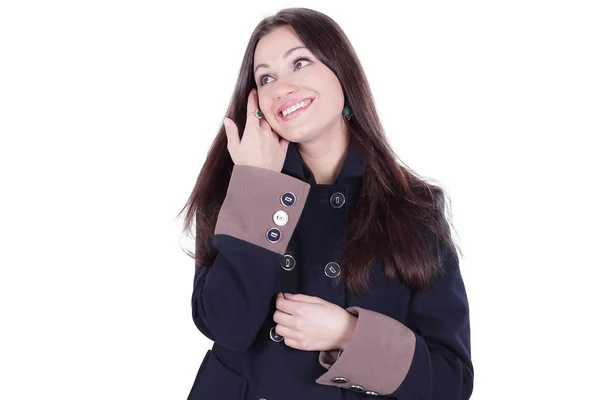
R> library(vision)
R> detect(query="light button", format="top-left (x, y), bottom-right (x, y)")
top-left (273, 210), bottom-right (289, 226)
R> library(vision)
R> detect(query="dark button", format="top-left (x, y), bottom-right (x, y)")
top-left (348, 385), bottom-right (365, 393)
top-left (266, 228), bottom-right (281, 243)
top-left (324, 261), bottom-right (341, 278)
top-left (280, 254), bottom-right (296, 271)
top-left (331, 377), bottom-right (348, 384)
top-left (280, 192), bottom-right (296, 207)
top-left (365, 390), bottom-right (379, 396)
top-left (330, 192), bottom-right (345, 208)
top-left (269, 326), bottom-right (283, 342)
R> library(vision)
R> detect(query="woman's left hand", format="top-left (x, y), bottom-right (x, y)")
top-left (273, 292), bottom-right (357, 352)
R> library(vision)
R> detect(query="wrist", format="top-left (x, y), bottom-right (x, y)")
top-left (338, 313), bottom-right (358, 351)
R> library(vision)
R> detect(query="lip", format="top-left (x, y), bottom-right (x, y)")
top-left (277, 97), bottom-right (314, 115)
top-left (278, 97), bottom-right (314, 121)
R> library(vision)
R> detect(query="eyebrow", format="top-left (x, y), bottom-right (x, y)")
top-left (254, 46), bottom-right (307, 74)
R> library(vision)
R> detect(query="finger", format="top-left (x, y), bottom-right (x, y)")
top-left (279, 136), bottom-right (290, 154)
top-left (259, 114), bottom-right (272, 132)
top-left (223, 117), bottom-right (239, 151)
top-left (275, 324), bottom-right (297, 340)
top-left (283, 336), bottom-right (303, 350)
top-left (273, 309), bottom-right (294, 327)
top-left (245, 88), bottom-right (261, 128)
top-left (276, 295), bottom-right (296, 315)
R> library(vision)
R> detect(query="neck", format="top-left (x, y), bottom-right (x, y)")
top-left (297, 119), bottom-right (350, 185)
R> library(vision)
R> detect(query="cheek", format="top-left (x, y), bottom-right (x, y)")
top-left (257, 97), bottom-right (272, 116)
top-left (267, 113), bottom-right (278, 128)
top-left (264, 108), bottom-right (280, 129)
top-left (322, 77), bottom-right (343, 99)
top-left (311, 65), bottom-right (341, 89)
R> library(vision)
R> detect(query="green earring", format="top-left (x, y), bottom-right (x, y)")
top-left (343, 105), bottom-right (353, 121)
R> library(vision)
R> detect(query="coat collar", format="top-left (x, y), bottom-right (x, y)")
top-left (281, 139), bottom-right (366, 185)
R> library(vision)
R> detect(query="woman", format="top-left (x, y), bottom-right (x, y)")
top-left (178, 7), bottom-right (474, 400)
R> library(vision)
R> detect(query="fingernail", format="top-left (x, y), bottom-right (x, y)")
top-left (223, 118), bottom-right (229, 128)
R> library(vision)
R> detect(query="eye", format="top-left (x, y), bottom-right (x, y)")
top-left (292, 57), bottom-right (312, 71)
top-left (258, 56), bottom-right (312, 87)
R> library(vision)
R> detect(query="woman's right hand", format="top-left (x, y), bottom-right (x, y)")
top-left (223, 88), bottom-right (290, 173)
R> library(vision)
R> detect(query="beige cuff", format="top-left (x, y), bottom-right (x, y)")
top-left (214, 165), bottom-right (311, 255)
top-left (318, 349), bottom-right (343, 370)
top-left (315, 306), bottom-right (416, 396)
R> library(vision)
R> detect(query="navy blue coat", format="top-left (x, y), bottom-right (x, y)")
top-left (187, 141), bottom-right (473, 399)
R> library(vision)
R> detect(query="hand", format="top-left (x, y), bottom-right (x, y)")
top-left (273, 293), bottom-right (358, 352)
top-left (223, 88), bottom-right (290, 172)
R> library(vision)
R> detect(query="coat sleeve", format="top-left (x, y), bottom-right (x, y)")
top-left (314, 240), bottom-right (474, 399)
top-left (191, 165), bottom-right (311, 352)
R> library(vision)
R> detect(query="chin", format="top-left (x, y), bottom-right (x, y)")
top-left (278, 126), bottom-right (314, 142)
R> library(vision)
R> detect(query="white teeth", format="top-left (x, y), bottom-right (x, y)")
top-left (282, 100), bottom-right (311, 117)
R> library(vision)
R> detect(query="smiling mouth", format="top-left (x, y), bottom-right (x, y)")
top-left (279, 99), bottom-right (314, 121)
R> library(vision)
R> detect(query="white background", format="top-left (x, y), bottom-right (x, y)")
top-left (1, 1), bottom-right (598, 399)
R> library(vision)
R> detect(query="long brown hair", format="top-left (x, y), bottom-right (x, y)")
top-left (177, 7), bottom-right (462, 296)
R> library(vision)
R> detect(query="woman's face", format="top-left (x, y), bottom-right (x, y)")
top-left (253, 25), bottom-right (345, 142)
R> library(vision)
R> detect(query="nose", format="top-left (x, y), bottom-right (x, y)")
top-left (274, 75), bottom-right (299, 100)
